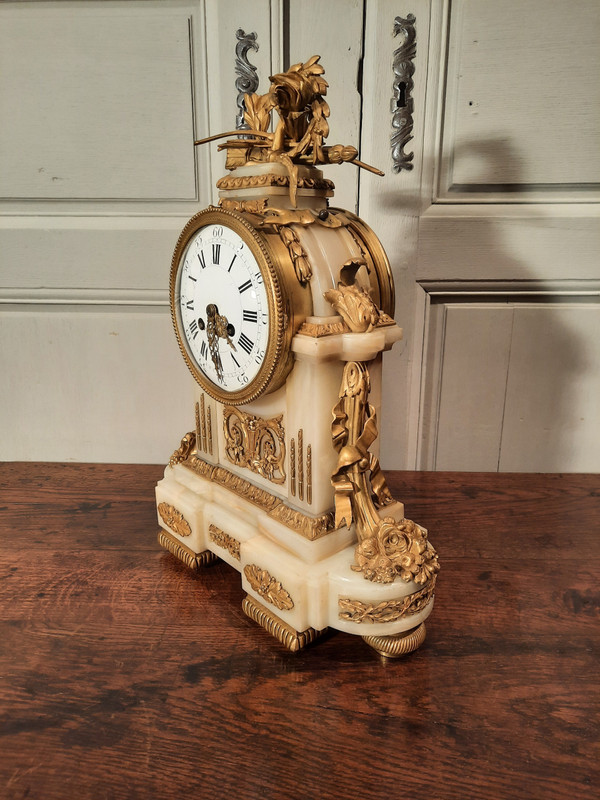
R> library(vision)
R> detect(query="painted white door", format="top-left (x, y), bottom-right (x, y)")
top-left (360, 0), bottom-right (600, 472)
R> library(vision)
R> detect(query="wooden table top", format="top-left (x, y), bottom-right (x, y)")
top-left (0, 463), bottom-right (598, 800)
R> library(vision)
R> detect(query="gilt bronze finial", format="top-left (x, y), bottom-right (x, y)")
top-left (194, 56), bottom-right (383, 205)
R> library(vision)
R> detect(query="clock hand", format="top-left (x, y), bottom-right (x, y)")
top-left (215, 312), bottom-right (237, 351)
top-left (206, 304), bottom-right (224, 381)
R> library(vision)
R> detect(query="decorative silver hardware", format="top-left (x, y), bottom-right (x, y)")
top-left (391, 14), bottom-right (416, 172)
top-left (235, 29), bottom-right (260, 130)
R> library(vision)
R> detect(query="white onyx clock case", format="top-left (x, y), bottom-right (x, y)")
top-left (156, 56), bottom-right (439, 658)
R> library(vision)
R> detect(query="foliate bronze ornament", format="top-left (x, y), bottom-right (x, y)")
top-left (216, 173), bottom-right (334, 193)
top-left (182, 453), bottom-right (335, 540)
top-left (195, 56), bottom-right (383, 207)
top-left (169, 432), bottom-right (196, 466)
top-left (223, 406), bottom-right (286, 484)
top-left (339, 578), bottom-right (436, 624)
top-left (297, 320), bottom-right (347, 338)
top-left (325, 282), bottom-right (379, 332)
top-left (219, 197), bottom-right (269, 214)
top-left (268, 504), bottom-right (335, 540)
top-left (331, 362), bottom-right (440, 585)
top-left (242, 87), bottom-right (276, 135)
top-left (257, 208), bottom-right (347, 228)
top-left (158, 502), bottom-right (192, 538)
top-left (331, 363), bottom-right (393, 524)
top-left (243, 564), bottom-right (294, 611)
top-left (268, 56), bottom-right (330, 160)
top-left (278, 226), bottom-right (312, 283)
top-left (354, 517), bottom-right (439, 586)
top-left (209, 524), bottom-right (241, 561)
top-left (324, 279), bottom-right (395, 333)
top-left (184, 453), bottom-right (214, 479)
top-left (184, 453), bottom-right (278, 509)
top-left (209, 464), bottom-right (280, 511)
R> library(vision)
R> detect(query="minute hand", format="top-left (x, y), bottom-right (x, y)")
top-left (215, 313), bottom-right (237, 351)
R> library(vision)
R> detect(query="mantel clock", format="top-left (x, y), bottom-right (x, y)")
top-left (156, 56), bottom-right (440, 657)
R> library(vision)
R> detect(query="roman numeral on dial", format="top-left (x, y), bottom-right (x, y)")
top-left (200, 341), bottom-right (207, 360)
top-left (212, 244), bottom-right (220, 264)
top-left (238, 332), bottom-right (254, 355)
top-left (238, 279), bottom-right (252, 294)
top-left (188, 320), bottom-right (199, 339)
top-left (198, 251), bottom-right (206, 270)
top-left (242, 310), bottom-right (258, 323)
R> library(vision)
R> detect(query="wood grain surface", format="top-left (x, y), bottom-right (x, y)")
top-left (1, 464), bottom-right (598, 800)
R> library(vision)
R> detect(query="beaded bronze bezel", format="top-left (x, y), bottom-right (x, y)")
top-left (170, 206), bottom-right (292, 405)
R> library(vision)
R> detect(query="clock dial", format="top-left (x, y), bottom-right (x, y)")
top-left (178, 224), bottom-right (269, 392)
top-left (170, 208), bottom-right (293, 405)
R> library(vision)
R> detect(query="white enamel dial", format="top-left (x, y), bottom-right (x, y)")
top-left (177, 223), bottom-right (270, 393)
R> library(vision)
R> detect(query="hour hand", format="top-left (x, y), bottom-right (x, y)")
top-left (206, 304), bottom-right (224, 380)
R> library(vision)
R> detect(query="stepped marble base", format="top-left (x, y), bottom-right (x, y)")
top-left (156, 458), bottom-right (435, 657)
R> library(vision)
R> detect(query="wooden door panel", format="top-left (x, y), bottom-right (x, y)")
top-left (500, 304), bottom-right (600, 472)
top-left (419, 297), bottom-right (600, 472)
top-left (421, 304), bottom-right (514, 471)
top-left (0, 304), bottom-right (193, 463)
top-left (441, 0), bottom-right (600, 194)
top-left (0, 218), bottom-right (186, 292)
top-left (0, 8), bottom-right (196, 200)
top-left (418, 209), bottom-right (600, 282)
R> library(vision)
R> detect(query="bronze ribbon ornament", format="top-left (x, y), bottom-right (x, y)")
top-left (331, 362), bottom-right (439, 585)
top-left (331, 362), bottom-right (393, 530)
